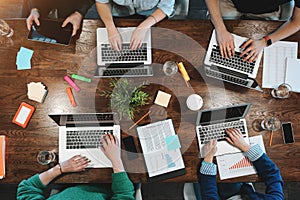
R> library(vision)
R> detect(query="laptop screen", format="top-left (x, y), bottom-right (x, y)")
top-left (198, 104), bottom-right (250, 125)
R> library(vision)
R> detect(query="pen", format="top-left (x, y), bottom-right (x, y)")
top-left (64, 75), bottom-right (80, 92)
top-left (66, 87), bottom-right (77, 107)
top-left (129, 111), bottom-right (151, 130)
top-left (269, 130), bottom-right (274, 146)
top-left (71, 74), bottom-right (92, 83)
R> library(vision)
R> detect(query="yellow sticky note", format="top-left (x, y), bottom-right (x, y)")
top-left (154, 90), bottom-right (171, 108)
top-left (177, 62), bottom-right (190, 81)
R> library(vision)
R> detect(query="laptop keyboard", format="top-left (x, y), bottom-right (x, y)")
top-left (67, 113), bottom-right (114, 122)
top-left (210, 45), bottom-right (255, 74)
top-left (101, 43), bottom-right (148, 62)
top-left (66, 129), bottom-right (113, 149)
top-left (102, 68), bottom-right (149, 76)
top-left (198, 120), bottom-right (246, 144)
top-left (205, 67), bottom-right (249, 86)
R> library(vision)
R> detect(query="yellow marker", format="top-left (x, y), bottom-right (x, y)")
top-left (177, 62), bottom-right (190, 81)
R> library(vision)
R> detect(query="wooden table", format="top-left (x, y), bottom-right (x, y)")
top-left (0, 19), bottom-right (299, 184)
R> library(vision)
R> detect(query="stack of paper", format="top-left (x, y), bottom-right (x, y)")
top-left (27, 82), bottom-right (48, 103)
top-left (16, 47), bottom-right (34, 70)
top-left (0, 136), bottom-right (5, 179)
top-left (216, 135), bottom-right (266, 180)
top-left (285, 58), bottom-right (300, 92)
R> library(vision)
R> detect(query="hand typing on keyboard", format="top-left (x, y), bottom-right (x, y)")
top-left (215, 29), bottom-right (235, 59)
top-left (100, 134), bottom-right (125, 173)
top-left (59, 155), bottom-right (90, 173)
top-left (239, 38), bottom-right (265, 63)
top-left (225, 128), bottom-right (251, 152)
top-left (107, 27), bottom-right (122, 51)
top-left (130, 27), bottom-right (149, 50)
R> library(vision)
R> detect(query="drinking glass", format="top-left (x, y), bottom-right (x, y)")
top-left (163, 61), bottom-right (178, 76)
top-left (0, 19), bottom-right (14, 37)
top-left (37, 151), bottom-right (56, 165)
top-left (271, 83), bottom-right (292, 99)
top-left (261, 116), bottom-right (281, 131)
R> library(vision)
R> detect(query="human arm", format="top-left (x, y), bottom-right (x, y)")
top-left (198, 140), bottom-right (219, 199)
top-left (240, 6), bottom-right (300, 62)
top-left (96, 1), bottom-right (122, 51)
top-left (205, 0), bottom-right (235, 58)
top-left (130, 8), bottom-right (166, 49)
top-left (101, 134), bottom-right (135, 199)
top-left (17, 155), bottom-right (89, 199)
top-left (61, 0), bottom-right (94, 36)
top-left (226, 128), bottom-right (284, 199)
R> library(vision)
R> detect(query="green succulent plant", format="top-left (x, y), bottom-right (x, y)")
top-left (101, 78), bottom-right (151, 120)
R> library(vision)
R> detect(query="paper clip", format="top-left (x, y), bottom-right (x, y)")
top-left (66, 87), bottom-right (77, 107)
top-left (64, 75), bottom-right (80, 92)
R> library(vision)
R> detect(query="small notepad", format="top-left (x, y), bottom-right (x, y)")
top-left (154, 90), bottom-right (171, 108)
top-left (27, 82), bottom-right (48, 103)
top-left (0, 135), bottom-right (5, 179)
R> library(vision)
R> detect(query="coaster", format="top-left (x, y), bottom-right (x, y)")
top-left (154, 90), bottom-right (171, 108)
top-left (186, 94), bottom-right (203, 111)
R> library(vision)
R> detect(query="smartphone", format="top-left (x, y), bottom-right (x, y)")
top-left (123, 136), bottom-right (139, 160)
top-left (282, 122), bottom-right (295, 144)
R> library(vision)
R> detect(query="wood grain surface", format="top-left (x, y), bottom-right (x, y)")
top-left (0, 19), bottom-right (299, 184)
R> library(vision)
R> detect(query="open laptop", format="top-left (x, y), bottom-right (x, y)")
top-left (95, 27), bottom-right (153, 77)
top-left (204, 30), bottom-right (263, 91)
top-left (195, 104), bottom-right (251, 157)
top-left (49, 113), bottom-right (120, 168)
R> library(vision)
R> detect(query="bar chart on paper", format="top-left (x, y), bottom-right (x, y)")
top-left (216, 135), bottom-right (265, 180)
top-left (217, 153), bottom-right (257, 180)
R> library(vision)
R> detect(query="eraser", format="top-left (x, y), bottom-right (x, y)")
top-left (64, 75), bottom-right (80, 92)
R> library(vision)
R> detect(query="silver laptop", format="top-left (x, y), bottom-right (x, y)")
top-left (49, 113), bottom-right (120, 168)
top-left (195, 104), bottom-right (251, 157)
top-left (96, 27), bottom-right (153, 77)
top-left (204, 30), bottom-right (263, 90)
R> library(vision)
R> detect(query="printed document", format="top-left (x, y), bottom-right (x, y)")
top-left (137, 119), bottom-right (185, 177)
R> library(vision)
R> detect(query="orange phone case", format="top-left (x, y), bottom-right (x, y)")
top-left (12, 102), bottom-right (35, 128)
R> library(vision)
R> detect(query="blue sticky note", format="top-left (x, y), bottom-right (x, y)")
top-left (165, 135), bottom-right (181, 151)
top-left (16, 47), bottom-right (34, 70)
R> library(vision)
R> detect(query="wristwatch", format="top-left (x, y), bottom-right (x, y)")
top-left (264, 36), bottom-right (272, 46)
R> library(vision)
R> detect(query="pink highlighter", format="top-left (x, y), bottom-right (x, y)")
top-left (64, 75), bottom-right (80, 92)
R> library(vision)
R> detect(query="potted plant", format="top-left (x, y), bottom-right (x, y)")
top-left (101, 78), bottom-right (151, 120)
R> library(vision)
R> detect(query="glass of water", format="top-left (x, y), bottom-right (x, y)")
top-left (0, 19), bottom-right (14, 37)
top-left (163, 61), bottom-right (178, 76)
top-left (271, 83), bottom-right (292, 99)
top-left (37, 151), bottom-right (56, 165)
top-left (261, 116), bottom-right (281, 131)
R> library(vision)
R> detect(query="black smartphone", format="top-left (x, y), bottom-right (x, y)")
top-left (282, 122), bottom-right (295, 144)
top-left (123, 136), bottom-right (139, 160)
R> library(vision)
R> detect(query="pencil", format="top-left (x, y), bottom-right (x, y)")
top-left (129, 111), bottom-right (151, 130)
top-left (269, 130), bottom-right (274, 146)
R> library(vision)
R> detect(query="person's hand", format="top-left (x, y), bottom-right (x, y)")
top-left (26, 8), bottom-right (40, 31)
top-left (59, 155), bottom-right (90, 173)
top-left (202, 139), bottom-right (217, 163)
top-left (62, 11), bottom-right (83, 36)
top-left (216, 29), bottom-right (235, 58)
top-left (130, 27), bottom-right (148, 50)
top-left (107, 27), bottom-right (122, 51)
top-left (226, 128), bottom-right (250, 152)
top-left (239, 39), bottom-right (265, 62)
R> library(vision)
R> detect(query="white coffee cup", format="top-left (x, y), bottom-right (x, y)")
top-left (186, 94), bottom-right (203, 111)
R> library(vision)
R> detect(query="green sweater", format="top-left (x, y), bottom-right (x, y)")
top-left (17, 172), bottom-right (135, 200)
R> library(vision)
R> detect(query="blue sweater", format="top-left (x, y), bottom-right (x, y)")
top-left (199, 144), bottom-right (284, 199)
